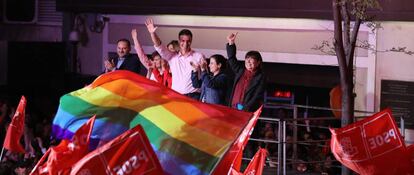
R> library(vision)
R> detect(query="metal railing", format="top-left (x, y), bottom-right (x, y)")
top-left (243, 102), bottom-right (407, 175)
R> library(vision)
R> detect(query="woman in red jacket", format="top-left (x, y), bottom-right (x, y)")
top-left (151, 55), bottom-right (172, 88)
top-left (131, 29), bottom-right (172, 88)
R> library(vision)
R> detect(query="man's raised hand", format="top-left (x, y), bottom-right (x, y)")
top-left (145, 18), bottom-right (158, 33)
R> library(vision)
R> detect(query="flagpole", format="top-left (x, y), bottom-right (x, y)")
top-left (0, 146), bottom-right (5, 161)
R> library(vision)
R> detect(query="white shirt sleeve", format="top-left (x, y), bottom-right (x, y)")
top-left (154, 45), bottom-right (175, 61)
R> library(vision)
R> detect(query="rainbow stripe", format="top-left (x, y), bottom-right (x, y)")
top-left (52, 71), bottom-right (253, 175)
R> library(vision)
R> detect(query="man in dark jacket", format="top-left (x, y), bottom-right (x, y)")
top-left (226, 33), bottom-right (266, 112)
top-left (103, 38), bottom-right (141, 75)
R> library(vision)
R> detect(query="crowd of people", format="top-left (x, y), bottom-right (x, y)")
top-left (100, 18), bottom-right (338, 172)
top-left (104, 18), bottom-right (265, 112)
top-left (0, 18), bottom-right (340, 174)
top-left (0, 18), bottom-right (267, 174)
top-left (0, 97), bottom-right (55, 174)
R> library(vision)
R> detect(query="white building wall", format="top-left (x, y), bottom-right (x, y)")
top-left (376, 22), bottom-right (414, 144)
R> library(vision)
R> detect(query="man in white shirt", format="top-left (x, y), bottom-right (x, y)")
top-left (145, 19), bottom-right (204, 99)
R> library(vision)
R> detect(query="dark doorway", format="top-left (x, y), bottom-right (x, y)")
top-left (263, 62), bottom-right (340, 107)
top-left (7, 42), bottom-right (66, 96)
top-left (6, 42), bottom-right (67, 117)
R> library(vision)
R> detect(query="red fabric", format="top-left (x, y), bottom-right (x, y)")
top-left (231, 70), bottom-right (255, 108)
top-left (229, 167), bottom-right (242, 175)
top-left (407, 144), bottom-right (414, 163)
top-left (212, 107), bottom-right (262, 174)
top-left (233, 149), bottom-right (243, 171)
top-left (152, 67), bottom-right (172, 88)
top-left (30, 116), bottom-right (95, 175)
top-left (70, 124), bottom-right (163, 175)
top-left (243, 148), bottom-right (267, 175)
top-left (3, 96), bottom-right (26, 153)
top-left (330, 109), bottom-right (414, 175)
top-left (29, 148), bottom-right (51, 175)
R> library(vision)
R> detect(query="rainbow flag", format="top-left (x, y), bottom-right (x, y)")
top-left (52, 70), bottom-right (255, 175)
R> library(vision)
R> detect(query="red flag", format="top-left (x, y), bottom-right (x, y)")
top-left (330, 108), bottom-right (414, 175)
top-left (212, 106), bottom-right (263, 175)
top-left (30, 148), bottom-right (51, 175)
top-left (229, 167), bottom-right (242, 175)
top-left (3, 96), bottom-right (26, 153)
top-left (30, 116), bottom-right (95, 175)
top-left (243, 148), bottom-right (267, 175)
top-left (408, 144), bottom-right (414, 160)
top-left (70, 124), bottom-right (164, 175)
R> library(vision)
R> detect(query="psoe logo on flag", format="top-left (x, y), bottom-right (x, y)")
top-left (363, 113), bottom-right (403, 158)
top-left (112, 151), bottom-right (149, 175)
top-left (339, 137), bottom-right (359, 158)
top-left (367, 129), bottom-right (397, 150)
